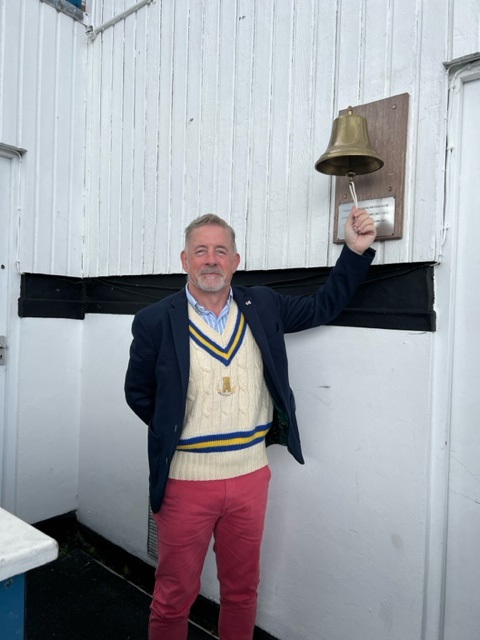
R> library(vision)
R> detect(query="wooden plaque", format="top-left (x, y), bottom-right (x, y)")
top-left (333, 93), bottom-right (409, 242)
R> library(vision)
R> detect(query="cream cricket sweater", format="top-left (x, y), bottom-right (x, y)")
top-left (168, 300), bottom-right (273, 481)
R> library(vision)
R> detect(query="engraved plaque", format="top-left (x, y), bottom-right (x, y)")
top-left (337, 197), bottom-right (396, 242)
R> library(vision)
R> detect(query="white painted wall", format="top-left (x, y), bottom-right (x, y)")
top-left (77, 314), bottom-right (149, 557)
top-left (75, 315), bottom-right (432, 640)
top-left (208, 327), bottom-right (431, 640)
top-left (15, 318), bottom-right (82, 524)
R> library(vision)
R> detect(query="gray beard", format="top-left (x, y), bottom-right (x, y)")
top-left (190, 273), bottom-right (228, 293)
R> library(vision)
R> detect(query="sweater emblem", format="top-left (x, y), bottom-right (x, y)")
top-left (217, 376), bottom-right (236, 396)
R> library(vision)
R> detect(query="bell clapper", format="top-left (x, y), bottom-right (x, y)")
top-left (347, 171), bottom-right (358, 210)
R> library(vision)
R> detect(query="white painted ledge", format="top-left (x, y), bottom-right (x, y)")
top-left (0, 508), bottom-right (58, 581)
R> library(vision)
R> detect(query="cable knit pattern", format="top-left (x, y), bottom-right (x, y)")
top-left (169, 300), bottom-right (272, 481)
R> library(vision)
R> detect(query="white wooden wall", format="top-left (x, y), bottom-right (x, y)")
top-left (2, 0), bottom-right (480, 275)
top-left (0, 0), bottom-right (86, 276)
top-left (83, 0), bottom-right (480, 277)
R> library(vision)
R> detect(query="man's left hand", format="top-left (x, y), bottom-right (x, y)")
top-left (344, 207), bottom-right (377, 255)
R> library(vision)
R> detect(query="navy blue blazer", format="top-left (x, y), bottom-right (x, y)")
top-left (125, 245), bottom-right (374, 512)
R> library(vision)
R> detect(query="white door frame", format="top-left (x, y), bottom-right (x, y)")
top-left (0, 144), bottom-right (25, 513)
top-left (425, 58), bottom-right (480, 640)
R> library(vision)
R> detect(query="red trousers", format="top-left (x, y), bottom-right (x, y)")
top-left (149, 466), bottom-right (271, 640)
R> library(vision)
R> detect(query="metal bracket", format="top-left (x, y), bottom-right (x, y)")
top-left (0, 337), bottom-right (5, 366)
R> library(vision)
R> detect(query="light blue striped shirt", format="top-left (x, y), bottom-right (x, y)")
top-left (185, 285), bottom-right (233, 334)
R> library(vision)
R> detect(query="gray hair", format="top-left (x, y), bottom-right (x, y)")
top-left (184, 214), bottom-right (237, 251)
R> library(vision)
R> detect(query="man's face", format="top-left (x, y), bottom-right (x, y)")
top-left (181, 224), bottom-right (240, 295)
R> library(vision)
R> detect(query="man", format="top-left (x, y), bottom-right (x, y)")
top-left (125, 208), bottom-right (376, 640)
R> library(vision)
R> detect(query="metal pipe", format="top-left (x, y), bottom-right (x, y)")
top-left (87, 0), bottom-right (155, 41)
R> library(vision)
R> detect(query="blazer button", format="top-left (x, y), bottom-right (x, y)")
top-left (165, 457), bottom-right (169, 465)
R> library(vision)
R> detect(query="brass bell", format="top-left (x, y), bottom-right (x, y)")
top-left (315, 107), bottom-right (384, 177)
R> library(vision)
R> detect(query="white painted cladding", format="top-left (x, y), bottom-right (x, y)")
top-left (83, 0), bottom-right (479, 275)
top-left (1, 0), bottom-right (480, 275)
top-left (0, 0), bottom-right (86, 276)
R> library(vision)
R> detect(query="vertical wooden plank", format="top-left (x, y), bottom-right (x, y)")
top-left (308, 0), bottom-right (337, 267)
top-left (33, 3), bottom-right (56, 272)
top-left (284, 0), bottom-right (316, 268)
top-left (398, 0), bottom-right (448, 265)
top-left (388, 0), bottom-right (419, 95)
top-left (379, 0), bottom-right (420, 265)
top-left (362, 0), bottom-right (391, 100)
top-left (118, 15), bottom-right (136, 275)
top-left (90, 0), bottom-right (105, 26)
top-left (96, 27), bottom-right (114, 275)
top-left (103, 0), bottom-right (127, 24)
top-left (108, 19), bottom-right (126, 275)
top-left (67, 23), bottom-right (87, 276)
top-left (197, 1), bottom-right (220, 218)
top-left (50, 12), bottom-right (75, 272)
top-left (335, 0), bottom-right (363, 110)
top-left (450, 0), bottom-right (480, 60)
top-left (168, 0), bottom-right (189, 269)
top-left (0, 0), bottom-right (21, 145)
top-left (230, 0), bottom-right (255, 257)
top-left (84, 30), bottom-right (102, 276)
top-left (244, 0), bottom-right (274, 270)
top-left (16, 0), bottom-right (38, 272)
top-left (53, 12), bottom-right (85, 276)
top-left (153, 0), bottom-right (175, 274)
top-left (263, 0), bottom-right (294, 269)
top-left (329, 0), bottom-right (364, 265)
top-left (183, 0), bottom-right (204, 228)
top-left (142, 0), bottom-right (162, 274)
top-left (132, 7), bottom-right (148, 272)
top-left (214, 1), bottom-right (237, 219)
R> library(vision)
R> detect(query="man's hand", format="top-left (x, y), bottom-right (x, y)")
top-left (344, 207), bottom-right (377, 255)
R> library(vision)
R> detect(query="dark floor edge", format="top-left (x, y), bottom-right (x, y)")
top-left (33, 511), bottom-right (278, 640)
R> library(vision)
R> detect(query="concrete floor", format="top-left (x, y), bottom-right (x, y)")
top-left (25, 514), bottom-right (276, 640)
top-left (25, 546), bottom-right (216, 640)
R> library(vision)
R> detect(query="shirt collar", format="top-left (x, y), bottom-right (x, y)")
top-left (185, 284), bottom-right (233, 317)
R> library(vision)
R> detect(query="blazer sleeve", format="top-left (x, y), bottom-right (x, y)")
top-left (274, 244), bottom-right (374, 333)
top-left (124, 311), bottom-right (158, 425)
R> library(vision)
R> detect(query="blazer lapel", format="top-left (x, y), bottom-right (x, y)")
top-left (233, 289), bottom-right (279, 382)
top-left (169, 290), bottom-right (190, 400)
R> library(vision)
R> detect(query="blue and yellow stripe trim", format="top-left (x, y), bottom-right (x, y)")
top-left (189, 309), bottom-right (247, 366)
top-left (176, 422), bottom-right (272, 453)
